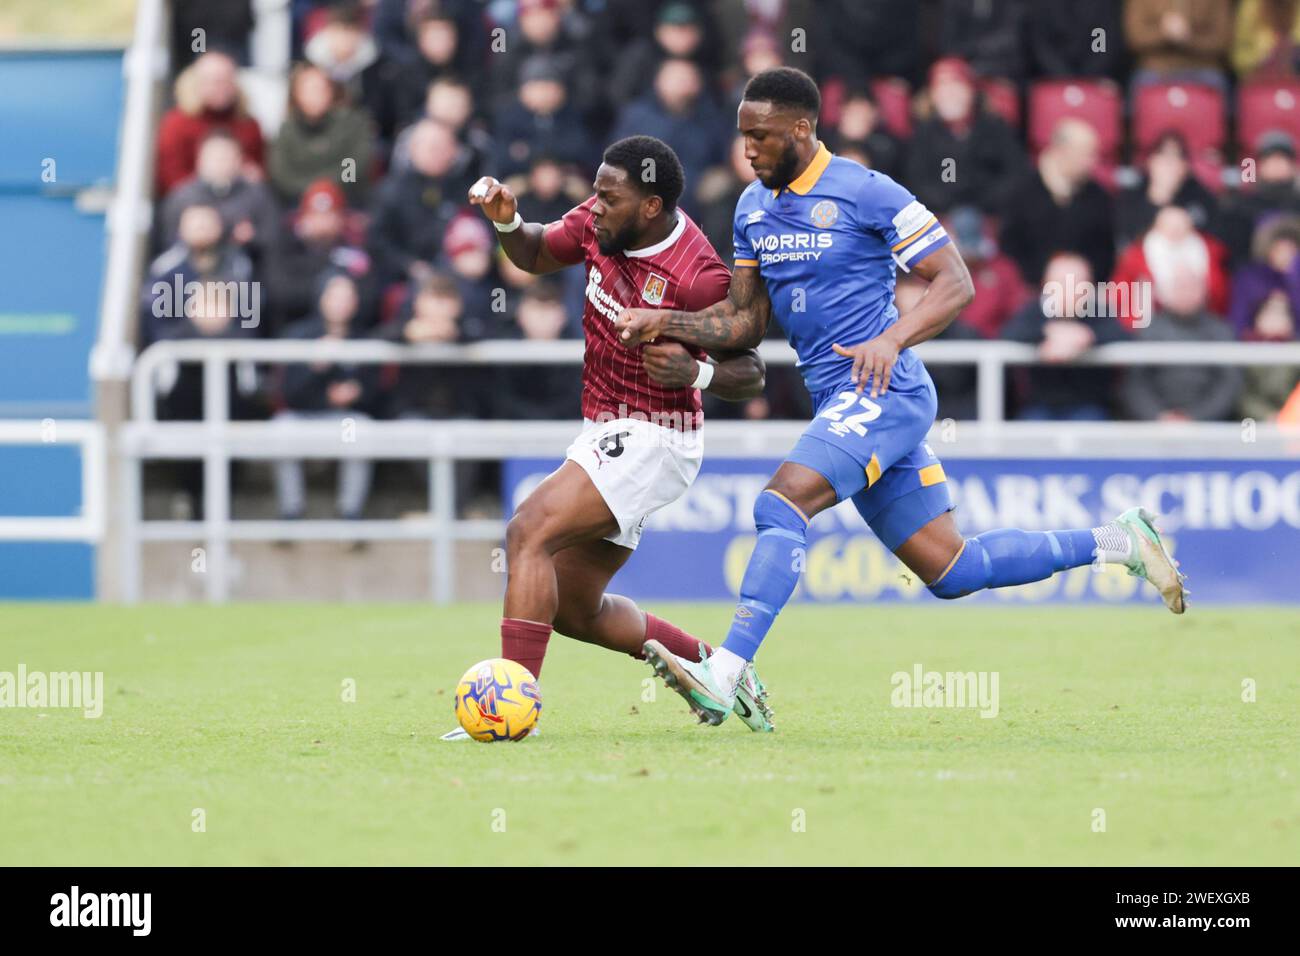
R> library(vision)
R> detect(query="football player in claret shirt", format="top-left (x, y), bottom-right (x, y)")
top-left (618, 69), bottom-right (1189, 728)
top-left (441, 135), bottom-right (775, 739)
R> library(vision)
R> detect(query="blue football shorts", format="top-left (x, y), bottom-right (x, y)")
top-left (785, 373), bottom-right (954, 550)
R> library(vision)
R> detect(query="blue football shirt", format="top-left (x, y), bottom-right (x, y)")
top-left (732, 144), bottom-right (951, 395)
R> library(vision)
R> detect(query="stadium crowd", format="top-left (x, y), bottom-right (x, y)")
top-left (143, 0), bottom-right (1300, 516)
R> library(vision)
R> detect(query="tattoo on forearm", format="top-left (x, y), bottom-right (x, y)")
top-left (662, 272), bottom-right (770, 350)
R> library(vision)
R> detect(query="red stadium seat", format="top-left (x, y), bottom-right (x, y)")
top-left (979, 77), bottom-right (1020, 130)
top-left (870, 77), bottom-right (913, 139)
top-left (1028, 78), bottom-right (1123, 163)
top-left (819, 75), bottom-right (912, 141)
top-left (817, 75), bottom-right (847, 128)
top-left (1132, 82), bottom-right (1226, 161)
top-left (1237, 80), bottom-right (1300, 158)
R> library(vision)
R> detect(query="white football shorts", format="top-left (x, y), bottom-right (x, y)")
top-left (564, 417), bottom-right (703, 550)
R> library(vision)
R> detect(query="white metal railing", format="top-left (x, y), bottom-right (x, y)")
top-left (0, 421), bottom-right (105, 542)
top-left (128, 337), bottom-right (1300, 423)
top-left (88, 0), bottom-right (167, 382)
top-left (115, 338), bottom-right (1300, 603)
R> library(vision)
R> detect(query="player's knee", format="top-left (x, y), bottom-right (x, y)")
top-left (505, 503), bottom-right (553, 557)
top-left (504, 512), bottom-right (528, 556)
top-left (926, 538), bottom-right (987, 600)
top-left (753, 488), bottom-right (808, 534)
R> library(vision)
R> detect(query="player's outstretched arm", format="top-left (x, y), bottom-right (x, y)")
top-left (642, 342), bottom-right (766, 401)
top-left (467, 176), bottom-right (570, 276)
top-left (616, 266), bottom-right (772, 351)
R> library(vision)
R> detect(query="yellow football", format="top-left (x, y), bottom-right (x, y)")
top-left (453, 658), bottom-right (542, 742)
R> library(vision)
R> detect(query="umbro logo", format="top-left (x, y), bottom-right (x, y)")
top-left (734, 605), bottom-right (753, 618)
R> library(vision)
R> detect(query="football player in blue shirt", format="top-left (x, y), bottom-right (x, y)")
top-left (616, 68), bottom-right (1187, 730)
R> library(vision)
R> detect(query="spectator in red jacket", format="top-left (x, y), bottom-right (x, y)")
top-left (1111, 203), bottom-right (1231, 328)
top-left (156, 50), bottom-right (265, 196)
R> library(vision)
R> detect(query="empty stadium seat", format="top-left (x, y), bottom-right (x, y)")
top-left (1237, 79), bottom-right (1300, 159)
top-left (818, 76), bottom-right (903, 134)
top-left (1028, 78), bottom-right (1123, 162)
top-left (1132, 82), bottom-right (1226, 160)
top-left (870, 76), bottom-right (913, 139)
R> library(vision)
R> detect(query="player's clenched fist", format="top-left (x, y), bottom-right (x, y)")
top-left (616, 307), bottom-right (665, 346)
top-left (641, 341), bottom-right (698, 388)
top-left (467, 176), bottom-right (517, 225)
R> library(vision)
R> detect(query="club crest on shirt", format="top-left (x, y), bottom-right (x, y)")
top-left (641, 272), bottom-right (668, 305)
top-left (810, 200), bottom-right (839, 228)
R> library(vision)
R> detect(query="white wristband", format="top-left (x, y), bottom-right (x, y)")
top-left (691, 360), bottom-right (715, 390)
top-left (493, 212), bottom-right (523, 233)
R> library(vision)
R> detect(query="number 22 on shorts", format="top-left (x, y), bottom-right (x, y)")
top-left (819, 391), bottom-right (882, 438)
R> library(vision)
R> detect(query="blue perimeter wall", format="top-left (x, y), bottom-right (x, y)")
top-left (0, 50), bottom-right (123, 598)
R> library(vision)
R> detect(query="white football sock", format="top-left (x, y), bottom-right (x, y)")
top-left (708, 647), bottom-right (748, 694)
top-left (1091, 524), bottom-right (1133, 564)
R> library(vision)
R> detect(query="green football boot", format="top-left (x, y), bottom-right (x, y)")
top-left (732, 659), bottom-right (775, 733)
top-left (643, 639), bottom-right (733, 726)
top-left (1113, 507), bottom-right (1188, 614)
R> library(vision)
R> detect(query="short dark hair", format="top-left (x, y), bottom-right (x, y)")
top-left (601, 135), bottom-right (685, 213)
top-left (417, 272), bottom-right (461, 300)
top-left (743, 67), bottom-right (821, 118)
top-left (523, 280), bottom-right (563, 305)
top-left (841, 82), bottom-right (877, 107)
top-left (199, 127), bottom-right (239, 149)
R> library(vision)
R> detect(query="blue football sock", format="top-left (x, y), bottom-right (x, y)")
top-left (721, 490), bottom-right (809, 661)
top-left (928, 527), bottom-right (1098, 599)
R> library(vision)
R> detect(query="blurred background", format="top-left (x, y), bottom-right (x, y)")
top-left (2, 0), bottom-right (1298, 605)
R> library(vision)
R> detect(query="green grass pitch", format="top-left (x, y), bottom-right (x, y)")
top-left (2, 603), bottom-right (1297, 866)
